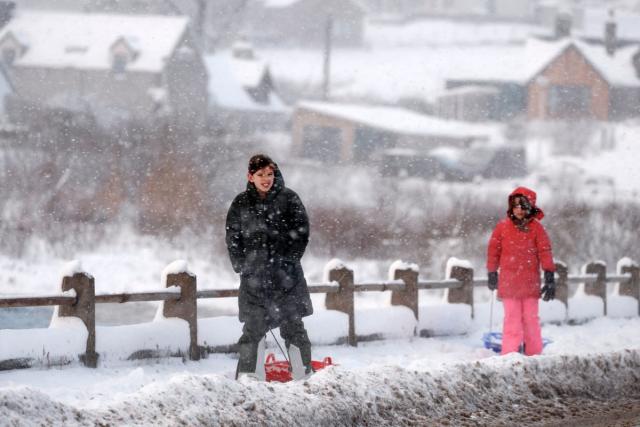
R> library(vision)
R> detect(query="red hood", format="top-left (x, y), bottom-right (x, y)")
top-left (508, 186), bottom-right (544, 220)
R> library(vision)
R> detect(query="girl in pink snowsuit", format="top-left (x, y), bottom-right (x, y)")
top-left (486, 187), bottom-right (556, 355)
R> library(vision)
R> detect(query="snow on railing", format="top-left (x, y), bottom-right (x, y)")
top-left (0, 258), bottom-right (638, 371)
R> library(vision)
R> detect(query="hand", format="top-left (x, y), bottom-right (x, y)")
top-left (541, 271), bottom-right (556, 301)
top-left (488, 272), bottom-right (498, 291)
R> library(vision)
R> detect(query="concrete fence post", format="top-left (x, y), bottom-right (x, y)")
top-left (620, 259), bottom-right (640, 316)
top-left (59, 272), bottom-right (98, 368)
top-left (325, 265), bottom-right (356, 347)
top-left (448, 266), bottom-right (474, 319)
top-left (163, 272), bottom-right (200, 361)
top-left (554, 261), bottom-right (569, 315)
top-left (391, 267), bottom-right (419, 326)
top-left (585, 261), bottom-right (607, 316)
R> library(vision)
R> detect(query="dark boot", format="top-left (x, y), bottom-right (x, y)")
top-left (288, 343), bottom-right (313, 380)
top-left (280, 317), bottom-right (313, 378)
top-left (236, 336), bottom-right (266, 380)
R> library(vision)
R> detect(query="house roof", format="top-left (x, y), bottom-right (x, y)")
top-left (448, 37), bottom-right (640, 87)
top-left (0, 11), bottom-right (189, 72)
top-left (231, 56), bottom-right (269, 89)
top-left (205, 52), bottom-right (288, 112)
top-left (262, 0), bottom-right (302, 8)
top-left (438, 85), bottom-right (500, 98)
top-left (297, 101), bottom-right (496, 139)
top-left (526, 38), bottom-right (640, 87)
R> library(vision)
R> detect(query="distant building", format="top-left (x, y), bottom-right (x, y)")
top-left (445, 37), bottom-right (640, 121)
top-left (245, 0), bottom-right (365, 47)
top-left (0, 10), bottom-right (207, 126)
top-left (292, 101), bottom-right (494, 163)
top-left (205, 41), bottom-right (289, 133)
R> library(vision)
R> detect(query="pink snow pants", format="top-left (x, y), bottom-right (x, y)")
top-left (501, 298), bottom-right (543, 356)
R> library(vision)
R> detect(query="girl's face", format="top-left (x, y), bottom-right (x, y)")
top-left (511, 196), bottom-right (529, 220)
top-left (248, 166), bottom-right (275, 196)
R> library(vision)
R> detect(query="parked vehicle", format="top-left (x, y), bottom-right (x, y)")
top-left (380, 144), bottom-right (526, 181)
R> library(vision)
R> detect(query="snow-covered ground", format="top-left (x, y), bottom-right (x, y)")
top-left (1, 313), bottom-right (639, 425)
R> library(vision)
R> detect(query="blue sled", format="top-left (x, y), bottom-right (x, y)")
top-left (482, 332), bottom-right (552, 354)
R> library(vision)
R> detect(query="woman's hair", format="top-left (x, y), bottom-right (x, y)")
top-left (248, 154), bottom-right (276, 174)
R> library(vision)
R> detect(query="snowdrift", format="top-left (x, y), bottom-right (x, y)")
top-left (2, 349), bottom-right (639, 426)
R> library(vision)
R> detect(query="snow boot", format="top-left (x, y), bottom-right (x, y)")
top-left (288, 343), bottom-right (313, 380)
top-left (236, 336), bottom-right (266, 381)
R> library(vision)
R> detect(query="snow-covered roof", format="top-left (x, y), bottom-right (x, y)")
top-left (261, 0), bottom-right (303, 9)
top-left (448, 37), bottom-right (640, 87)
top-left (205, 52), bottom-right (288, 113)
top-left (572, 40), bottom-right (640, 86)
top-left (438, 85), bottom-right (500, 97)
top-left (0, 11), bottom-right (189, 72)
top-left (526, 37), bottom-right (640, 87)
top-left (297, 101), bottom-right (493, 139)
top-left (231, 56), bottom-right (269, 88)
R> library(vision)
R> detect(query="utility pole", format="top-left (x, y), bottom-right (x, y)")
top-left (322, 14), bottom-right (333, 101)
top-left (194, 0), bottom-right (206, 51)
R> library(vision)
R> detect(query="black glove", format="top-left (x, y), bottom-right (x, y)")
top-left (488, 272), bottom-right (498, 291)
top-left (541, 271), bottom-right (556, 301)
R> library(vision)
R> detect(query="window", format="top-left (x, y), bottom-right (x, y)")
top-left (302, 125), bottom-right (341, 162)
top-left (548, 84), bottom-right (591, 118)
top-left (353, 127), bottom-right (394, 162)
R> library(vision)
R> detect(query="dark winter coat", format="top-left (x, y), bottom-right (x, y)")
top-left (225, 168), bottom-right (313, 327)
top-left (486, 187), bottom-right (556, 299)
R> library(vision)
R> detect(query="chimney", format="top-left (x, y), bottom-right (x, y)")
top-left (605, 9), bottom-right (617, 56)
top-left (0, 1), bottom-right (14, 29)
top-left (554, 11), bottom-right (572, 39)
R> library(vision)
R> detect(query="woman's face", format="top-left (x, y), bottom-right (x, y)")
top-left (248, 166), bottom-right (275, 195)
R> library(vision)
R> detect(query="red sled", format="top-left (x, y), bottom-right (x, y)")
top-left (264, 353), bottom-right (335, 382)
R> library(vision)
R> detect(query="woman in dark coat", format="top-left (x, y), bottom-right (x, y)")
top-left (226, 154), bottom-right (313, 379)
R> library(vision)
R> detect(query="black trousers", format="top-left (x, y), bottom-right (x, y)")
top-left (237, 306), bottom-right (312, 374)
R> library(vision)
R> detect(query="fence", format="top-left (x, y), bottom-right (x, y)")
top-left (1, 258), bottom-right (638, 369)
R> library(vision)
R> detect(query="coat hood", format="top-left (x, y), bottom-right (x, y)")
top-left (508, 186), bottom-right (544, 220)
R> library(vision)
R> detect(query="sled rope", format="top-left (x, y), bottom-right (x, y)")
top-left (489, 290), bottom-right (495, 334)
top-left (269, 328), bottom-right (289, 364)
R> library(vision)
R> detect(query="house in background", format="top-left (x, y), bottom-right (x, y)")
top-left (291, 101), bottom-right (523, 180)
top-left (0, 10), bottom-right (208, 127)
top-left (245, 0), bottom-right (365, 47)
top-left (443, 36), bottom-right (640, 122)
top-left (292, 101), bottom-right (495, 162)
top-left (205, 41), bottom-right (289, 133)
